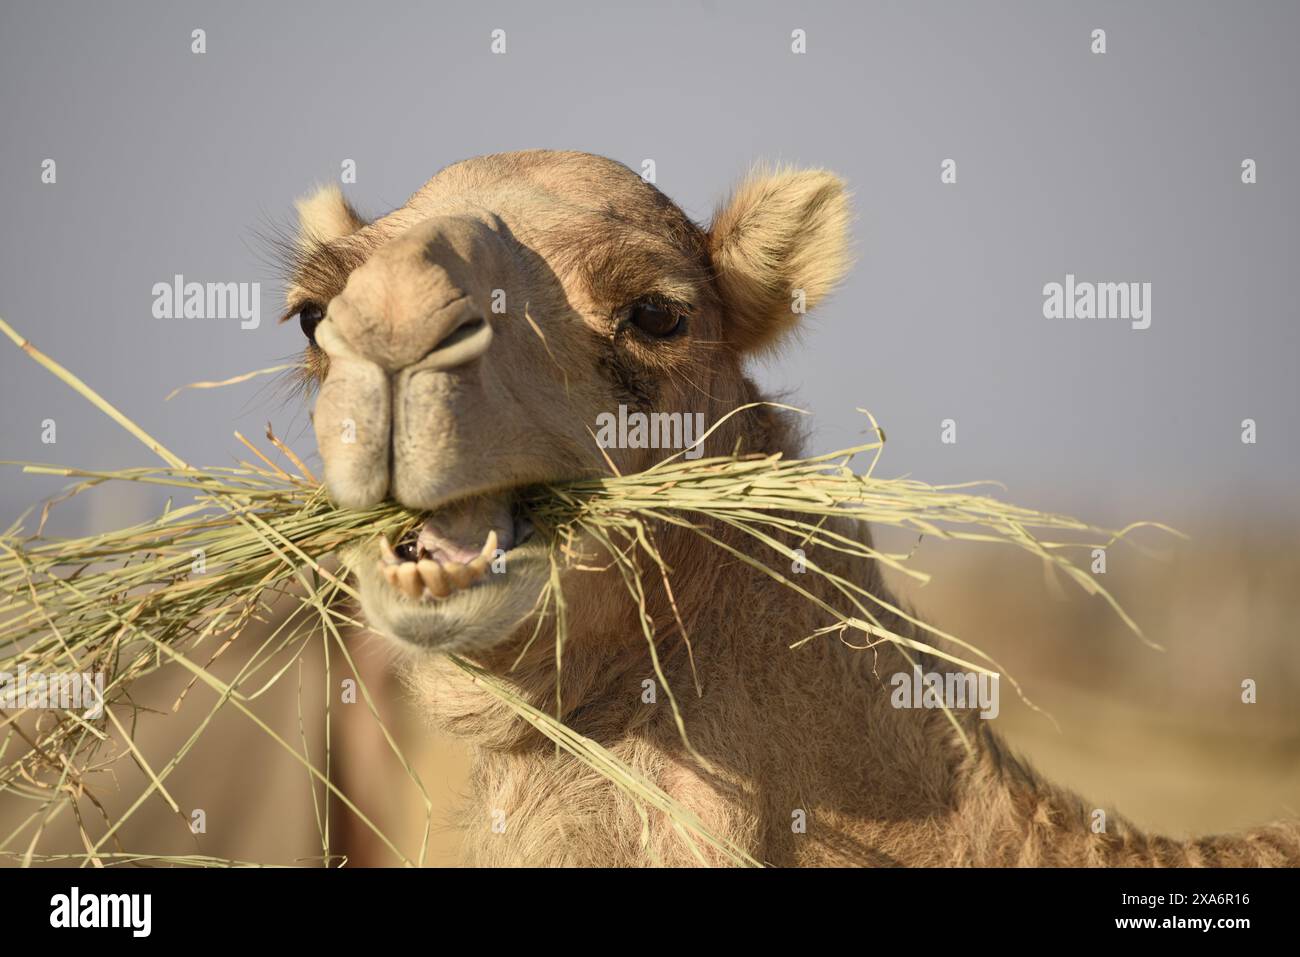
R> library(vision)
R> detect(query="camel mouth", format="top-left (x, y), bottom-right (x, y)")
top-left (375, 494), bottom-right (539, 604)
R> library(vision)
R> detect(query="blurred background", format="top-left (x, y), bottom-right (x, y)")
top-left (1, 1), bottom-right (1296, 864)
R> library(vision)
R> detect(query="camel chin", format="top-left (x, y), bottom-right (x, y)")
top-left (346, 530), bottom-right (551, 654)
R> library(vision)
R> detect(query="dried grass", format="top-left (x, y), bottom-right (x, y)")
top-left (0, 317), bottom-right (1167, 867)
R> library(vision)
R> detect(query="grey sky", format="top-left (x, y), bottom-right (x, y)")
top-left (2, 0), bottom-right (1296, 538)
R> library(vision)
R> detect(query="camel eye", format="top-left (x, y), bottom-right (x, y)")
top-left (298, 302), bottom-right (324, 345)
top-left (627, 300), bottom-right (684, 338)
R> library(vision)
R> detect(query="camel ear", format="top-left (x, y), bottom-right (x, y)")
top-left (707, 167), bottom-right (851, 355)
top-left (295, 184), bottom-right (367, 248)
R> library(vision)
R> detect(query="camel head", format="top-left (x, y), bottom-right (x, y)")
top-left (286, 150), bottom-right (850, 653)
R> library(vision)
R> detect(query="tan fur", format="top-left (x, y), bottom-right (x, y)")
top-left (708, 165), bottom-right (852, 354)
top-left (296, 151), bottom-right (1299, 867)
top-left (295, 183), bottom-right (367, 247)
top-left (406, 504), bottom-right (1300, 868)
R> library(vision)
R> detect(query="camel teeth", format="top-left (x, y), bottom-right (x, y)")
top-left (379, 536), bottom-right (399, 565)
top-left (443, 561), bottom-right (476, 591)
top-left (481, 529), bottom-right (498, 560)
top-left (396, 562), bottom-right (423, 598)
top-left (380, 550), bottom-right (493, 600)
top-left (418, 559), bottom-right (450, 598)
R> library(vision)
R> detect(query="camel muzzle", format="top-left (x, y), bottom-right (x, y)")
top-left (310, 214), bottom-right (525, 513)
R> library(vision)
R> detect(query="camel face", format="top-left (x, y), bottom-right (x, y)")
top-left (287, 150), bottom-right (850, 652)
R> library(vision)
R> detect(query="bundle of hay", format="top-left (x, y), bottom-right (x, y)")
top-left (0, 317), bottom-right (1162, 867)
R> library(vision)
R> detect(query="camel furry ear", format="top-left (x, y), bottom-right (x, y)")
top-left (707, 166), bottom-right (852, 355)
top-left (295, 184), bottom-right (367, 248)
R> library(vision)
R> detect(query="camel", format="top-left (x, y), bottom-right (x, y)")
top-left (284, 150), bottom-right (1298, 866)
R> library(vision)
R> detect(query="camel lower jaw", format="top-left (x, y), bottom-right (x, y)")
top-left (375, 506), bottom-right (538, 604)
top-left (352, 500), bottom-right (550, 653)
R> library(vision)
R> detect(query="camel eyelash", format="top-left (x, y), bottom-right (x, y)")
top-left (613, 294), bottom-right (692, 320)
top-left (266, 232), bottom-right (368, 319)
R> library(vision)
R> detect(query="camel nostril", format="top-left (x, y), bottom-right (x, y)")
top-left (418, 313), bottom-right (493, 370)
top-left (432, 316), bottom-right (486, 353)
